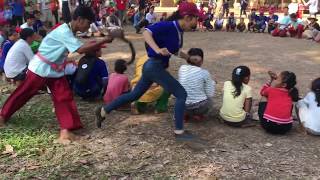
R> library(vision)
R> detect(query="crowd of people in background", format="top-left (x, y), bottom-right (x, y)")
top-left (0, 0), bottom-right (320, 143)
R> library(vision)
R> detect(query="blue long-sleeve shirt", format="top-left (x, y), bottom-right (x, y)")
top-left (0, 40), bottom-right (14, 70)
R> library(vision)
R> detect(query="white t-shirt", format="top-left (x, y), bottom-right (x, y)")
top-left (4, 39), bottom-right (34, 78)
top-left (178, 65), bottom-right (215, 105)
top-left (306, 0), bottom-right (319, 14)
top-left (20, 23), bottom-right (34, 30)
top-left (288, 3), bottom-right (299, 14)
top-left (146, 12), bottom-right (157, 24)
top-left (297, 92), bottom-right (320, 133)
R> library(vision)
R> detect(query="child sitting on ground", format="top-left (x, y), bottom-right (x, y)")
top-left (267, 8), bottom-right (279, 33)
top-left (259, 71), bottom-right (299, 135)
top-left (303, 15), bottom-right (320, 39)
top-left (226, 12), bottom-right (236, 32)
top-left (4, 28), bottom-right (36, 85)
top-left (220, 66), bottom-right (254, 127)
top-left (248, 9), bottom-right (257, 32)
top-left (73, 41), bottom-right (109, 100)
top-left (237, 17), bottom-right (246, 32)
top-left (288, 13), bottom-right (304, 38)
top-left (103, 59), bottom-right (130, 104)
top-left (131, 55), bottom-right (170, 114)
top-left (0, 28), bottom-right (19, 80)
top-left (272, 7), bottom-right (291, 37)
top-left (160, 12), bottom-right (167, 21)
top-left (214, 13), bottom-right (224, 31)
top-left (179, 48), bottom-right (215, 122)
top-left (296, 78), bottom-right (320, 135)
top-left (203, 7), bottom-right (214, 31)
top-left (255, 10), bottom-right (267, 33)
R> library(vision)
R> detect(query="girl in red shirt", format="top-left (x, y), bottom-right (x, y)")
top-left (258, 71), bottom-right (299, 134)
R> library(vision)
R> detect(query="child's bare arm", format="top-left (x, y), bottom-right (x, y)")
top-left (244, 97), bottom-right (252, 113)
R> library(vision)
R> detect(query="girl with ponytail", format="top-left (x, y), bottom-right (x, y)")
top-left (296, 78), bottom-right (320, 135)
top-left (220, 66), bottom-right (254, 127)
top-left (259, 70), bottom-right (300, 135)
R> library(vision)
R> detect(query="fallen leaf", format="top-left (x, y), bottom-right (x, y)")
top-left (2, 145), bottom-right (14, 154)
top-left (27, 165), bottom-right (40, 170)
top-left (265, 143), bottom-right (273, 147)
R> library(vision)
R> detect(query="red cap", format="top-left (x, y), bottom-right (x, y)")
top-left (90, 40), bottom-right (107, 49)
top-left (178, 2), bottom-right (199, 17)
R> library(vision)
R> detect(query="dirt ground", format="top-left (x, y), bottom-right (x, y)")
top-left (1, 28), bottom-right (320, 179)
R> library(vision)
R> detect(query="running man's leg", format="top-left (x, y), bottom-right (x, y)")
top-left (0, 71), bottom-right (46, 123)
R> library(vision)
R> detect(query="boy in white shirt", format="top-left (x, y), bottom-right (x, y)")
top-left (20, 14), bottom-right (35, 30)
top-left (179, 48), bottom-right (215, 122)
top-left (146, 5), bottom-right (157, 24)
top-left (4, 28), bottom-right (36, 85)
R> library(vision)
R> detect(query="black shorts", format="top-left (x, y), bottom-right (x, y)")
top-left (11, 69), bottom-right (27, 81)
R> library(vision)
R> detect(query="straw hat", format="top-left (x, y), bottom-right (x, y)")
top-left (307, 15), bottom-right (318, 21)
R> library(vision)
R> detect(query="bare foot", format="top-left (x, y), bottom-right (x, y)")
top-left (55, 129), bottom-right (80, 145)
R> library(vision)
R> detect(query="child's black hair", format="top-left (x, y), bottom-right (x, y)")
top-left (72, 6), bottom-right (96, 23)
top-left (311, 78), bottom-right (320, 106)
top-left (166, 11), bottom-right (183, 21)
top-left (38, 29), bottom-right (47, 38)
top-left (25, 13), bottom-right (35, 20)
top-left (280, 71), bottom-right (299, 102)
top-left (5, 27), bottom-right (17, 38)
top-left (114, 59), bottom-right (127, 74)
top-left (231, 66), bottom-right (251, 97)
top-left (290, 13), bottom-right (297, 18)
top-left (20, 28), bottom-right (34, 40)
top-left (187, 48), bottom-right (204, 65)
top-left (187, 48), bottom-right (204, 59)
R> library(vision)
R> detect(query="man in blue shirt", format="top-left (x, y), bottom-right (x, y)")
top-left (11, 0), bottom-right (24, 26)
top-left (73, 41), bottom-right (109, 100)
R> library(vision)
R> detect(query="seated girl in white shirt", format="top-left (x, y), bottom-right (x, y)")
top-left (178, 48), bottom-right (215, 122)
top-left (296, 78), bottom-right (320, 135)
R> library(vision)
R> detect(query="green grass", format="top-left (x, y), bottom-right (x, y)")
top-left (0, 96), bottom-right (57, 156)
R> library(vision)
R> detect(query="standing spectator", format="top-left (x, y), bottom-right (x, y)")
top-left (303, 0), bottom-right (319, 16)
top-left (139, 0), bottom-right (146, 9)
top-left (116, 0), bottom-right (128, 25)
top-left (146, 5), bottom-right (156, 24)
top-left (160, 12), bottom-right (167, 21)
top-left (133, 7), bottom-right (148, 34)
top-left (222, 0), bottom-right (230, 18)
top-left (297, 0), bottom-right (305, 18)
top-left (37, 0), bottom-right (52, 26)
top-left (11, 0), bottom-right (25, 26)
top-left (62, 0), bottom-right (71, 23)
top-left (288, 0), bottom-right (299, 15)
top-left (3, 5), bottom-right (13, 25)
top-left (240, 0), bottom-right (248, 16)
top-left (50, 0), bottom-right (59, 24)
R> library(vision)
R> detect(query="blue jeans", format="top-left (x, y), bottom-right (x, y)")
top-left (103, 59), bottom-right (187, 130)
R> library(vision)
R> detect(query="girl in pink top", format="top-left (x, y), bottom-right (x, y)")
top-left (104, 59), bottom-right (130, 104)
top-left (258, 71), bottom-right (299, 135)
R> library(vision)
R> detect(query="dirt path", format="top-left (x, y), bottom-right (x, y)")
top-left (1, 29), bottom-right (320, 179)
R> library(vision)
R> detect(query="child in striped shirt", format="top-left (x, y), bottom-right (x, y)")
top-left (259, 71), bottom-right (299, 135)
top-left (178, 48), bottom-right (215, 122)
